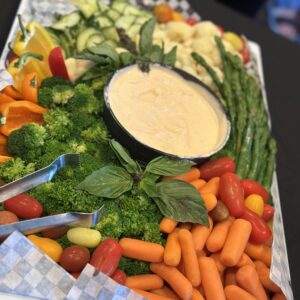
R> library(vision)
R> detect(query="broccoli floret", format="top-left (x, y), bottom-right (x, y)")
top-left (29, 178), bottom-right (102, 214)
top-left (143, 223), bottom-right (165, 245)
top-left (38, 85), bottom-right (74, 108)
top-left (81, 120), bottom-right (110, 143)
top-left (38, 87), bottom-right (53, 107)
top-left (43, 108), bottom-right (74, 141)
top-left (69, 111), bottom-right (98, 131)
top-left (41, 76), bottom-right (73, 88)
top-left (7, 124), bottom-right (47, 162)
top-left (118, 257), bottom-right (150, 276)
top-left (95, 200), bottom-right (123, 240)
top-left (55, 234), bottom-right (74, 249)
top-left (67, 83), bottom-right (102, 114)
top-left (0, 158), bottom-right (35, 183)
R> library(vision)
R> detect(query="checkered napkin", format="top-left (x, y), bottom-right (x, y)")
top-left (0, 231), bottom-right (145, 300)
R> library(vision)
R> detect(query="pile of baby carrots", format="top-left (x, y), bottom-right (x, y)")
top-left (117, 159), bottom-right (286, 300)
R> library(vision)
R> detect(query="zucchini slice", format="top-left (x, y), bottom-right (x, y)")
top-left (126, 24), bottom-right (141, 40)
top-left (94, 16), bottom-right (113, 28)
top-left (71, 0), bottom-right (98, 19)
top-left (51, 12), bottom-right (81, 31)
top-left (105, 9), bottom-right (121, 22)
top-left (86, 33), bottom-right (105, 48)
top-left (77, 27), bottom-right (100, 52)
top-left (111, 2), bottom-right (127, 14)
top-left (115, 15), bottom-right (136, 30)
top-left (123, 5), bottom-right (142, 16)
top-left (102, 26), bottom-right (120, 42)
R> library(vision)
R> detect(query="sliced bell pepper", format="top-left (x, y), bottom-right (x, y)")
top-left (22, 72), bottom-right (39, 103)
top-left (0, 100), bottom-right (47, 136)
top-left (2, 85), bottom-right (23, 99)
top-left (49, 47), bottom-right (70, 80)
top-left (0, 93), bottom-right (15, 104)
top-left (0, 133), bottom-right (7, 145)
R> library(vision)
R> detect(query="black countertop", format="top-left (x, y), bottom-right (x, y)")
top-left (1, 0), bottom-right (300, 298)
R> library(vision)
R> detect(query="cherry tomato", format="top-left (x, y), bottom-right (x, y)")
top-left (262, 204), bottom-right (275, 222)
top-left (200, 157), bottom-right (236, 181)
top-left (42, 226), bottom-right (68, 239)
top-left (241, 208), bottom-right (272, 244)
top-left (153, 4), bottom-right (173, 23)
top-left (219, 173), bottom-right (245, 217)
top-left (4, 193), bottom-right (43, 219)
top-left (186, 17), bottom-right (197, 26)
top-left (111, 269), bottom-right (127, 285)
top-left (241, 37), bottom-right (250, 64)
top-left (0, 210), bottom-right (19, 225)
top-left (240, 179), bottom-right (269, 203)
top-left (244, 194), bottom-right (264, 216)
top-left (90, 238), bottom-right (123, 276)
top-left (59, 246), bottom-right (90, 272)
top-left (216, 24), bottom-right (224, 34)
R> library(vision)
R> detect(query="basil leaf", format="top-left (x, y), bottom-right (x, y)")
top-left (145, 156), bottom-right (195, 176)
top-left (139, 17), bottom-right (156, 56)
top-left (109, 139), bottom-right (141, 174)
top-left (120, 52), bottom-right (134, 66)
top-left (78, 165), bottom-right (132, 198)
top-left (139, 173), bottom-right (160, 197)
top-left (88, 44), bottom-right (120, 66)
top-left (149, 45), bottom-right (164, 63)
top-left (163, 46), bottom-right (177, 66)
top-left (154, 180), bottom-right (208, 225)
top-left (75, 53), bottom-right (110, 64)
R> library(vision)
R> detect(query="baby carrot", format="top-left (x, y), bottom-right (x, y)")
top-left (126, 274), bottom-right (164, 290)
top-left (272, 293), bottom-right (287, 300)
top-left (199, 177), bottom-right (220, 196)
top-left (197, 250), bottom-right (207, 258)
top-left (224, 268), bottom-right (237, 286)
top-left (164, 231), bottom-right (181, 267)
top-left (206, 218), bottom-right (233, 252)
top-left (178, 229), bottom-right (201, 287)
top-left (191, 217), bottom-right (213, 253)
top-left (220, 219), bottom-right (252, 267)
top-left (201, 193), bottom-right (217, 212)
top-left (178, 222), bottom-right (192, 230)
top-left (190, 179), bottom-right (206, 190)
top-left (150, 263), bottom-right (193, 300)
top-left (209, 252), bottom-right (225, 273)
top-left (160, 217), bottom-right (178, 234)
top-left (192, 288), bottom-right (205, 300)
top-left (224, 285), bottom-right (256, 300)
top-left (151, 287), bottom-right (180, 300)
top-left (236, 253), bottom-right (255, 268)
top-left (236, 265), bottom-right (268, 300)
top-left (133, 289), bottom-right (172, 300)
top-left (245, 243), bottom-right (272, 267)
top-left (2, 86), bottom-right (23, 99)
top-left (163, 167), bottom-right (200, 182)
top-left (198, 257), bottom-right (225, 300)
top-left (177, 258), bottom-right (185, 275)
top-left (254, 260), bottom-right (281, 293)
top-left (119, 238), bottom-right (164, 263)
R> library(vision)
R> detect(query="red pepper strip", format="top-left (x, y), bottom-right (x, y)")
top-left (111, 269), bottom-right (127, 285)
top-left (48, 47), bottom-right (70, 80)
top-left (90, 238), bottom-right (123, 276)
top-left (186, 18), bottom-right (197, 26)
top-left (241, 208), bottom-right (272, 244)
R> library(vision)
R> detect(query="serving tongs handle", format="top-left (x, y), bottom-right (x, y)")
top-left (0, 164), bottom-right (57, 203)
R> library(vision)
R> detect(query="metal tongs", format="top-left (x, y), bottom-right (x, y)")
top-left (0, 154), bottom-right (104, 237)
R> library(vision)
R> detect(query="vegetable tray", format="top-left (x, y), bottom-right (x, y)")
top-left (0, 0), bottom-right (293, 299)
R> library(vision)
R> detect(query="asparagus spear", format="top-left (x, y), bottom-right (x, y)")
top-left (262, 137), bottom-right (277, 191)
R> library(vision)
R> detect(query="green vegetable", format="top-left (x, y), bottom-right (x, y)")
top-left (139, 17), bottom-right (156, 56)
top-left (163, 46), bottom-right (177, 66)
top-left (7, 124), bottom-right (47, 162)
top-left (118, 257), bottom-right (150, 276)
top-left (55, 234), bottom-right (74, 249)
top-left (262, 138), bottom-right (277, 191)
top-left (38, 85), bottom-right (74, 107)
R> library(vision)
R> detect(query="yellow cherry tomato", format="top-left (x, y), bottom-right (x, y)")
top-left (27, 235), bottom-right (63, 262)
top-left (172, 11), bottom-right (185, 22)
top-left (67, 227), bottom-right (101, 248)
top-left (223, 32), bottom-right (244, 52)
top-left (244, 194), bottom-right (264, 216)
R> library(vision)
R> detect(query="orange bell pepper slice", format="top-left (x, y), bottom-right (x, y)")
top-left (0, 100), bottom-right (47, 136)
top-left (2, 86), bottom-right (23, 99)
top-left (0, 93), bottom-right (15, 104)
top-left (22, 72), bottom-right (39, 102)
top-left (0, 134), bottom-right (7, 145)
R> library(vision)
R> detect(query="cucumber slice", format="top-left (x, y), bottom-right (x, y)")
top-left (123, 5), bottom-right (142, 16)
top-left (102, 26), bottom-right (120, 42)
top-left (135, 16), bottom-right (151, 25)
top-left (51, 12), bottom-right (81, 31)
top-left (101, 40), bottom-right (118, 48)
top-left (94, 16), bottom-right (113, 28)
top-left (86, 33), bottom-right (105, 48)
top-left (71, 0), bottom-right (98, 18)
top-left (127, 24), bottom-right (141, 40)
top-left (111, 2), bottom-right (127, 14)
top-left (77, 27), bottom-right (99, 52)
top-left (105, 9), bottom-right (120, 22)
top-left (98, 2), bottom-right (109, 12)
top-left (115, 15), bottom-right (136, 30)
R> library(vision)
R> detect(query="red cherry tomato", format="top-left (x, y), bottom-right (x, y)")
top-left (48, 47), bottom-right (70, 80)
top-left (241, 208), bottom-right (272, 244)
top-left (42, 225), bottom-right (68, 239)
top-left (111, 269), bottom-right (127, 285)
top-left (0, 211), bottom-right (19, 225)
top-left (240, 179), bottom-right (269, 203)
top-left (241, 37), bottom-right (250, 64)
top-left (59, 246), bottom-right (90, 272)
top-left (262, 204), bottom-right (275, 222)
top-left (4, 193), bottom-right (43, 219)
top-left (186, 17), bottom-right (197, 26)
top-left (216, 24), bottom-right (224, 34)
top-left (200, 157), bottom-right (236, 181)
top-left (90, 238), bottom-right (123, 276)
top-left (219, 173), bottom-right (245, 217)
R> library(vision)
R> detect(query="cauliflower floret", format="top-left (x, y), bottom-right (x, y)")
top-left (193, 21), bottom-right (221, 38)
top-left (190, 37), bottom-right (215, 55)
top-left (165, 21), bottom-right (195, 42)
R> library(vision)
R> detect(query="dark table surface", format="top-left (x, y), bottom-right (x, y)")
top-left (1, 0), bottom-right (300, 298)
